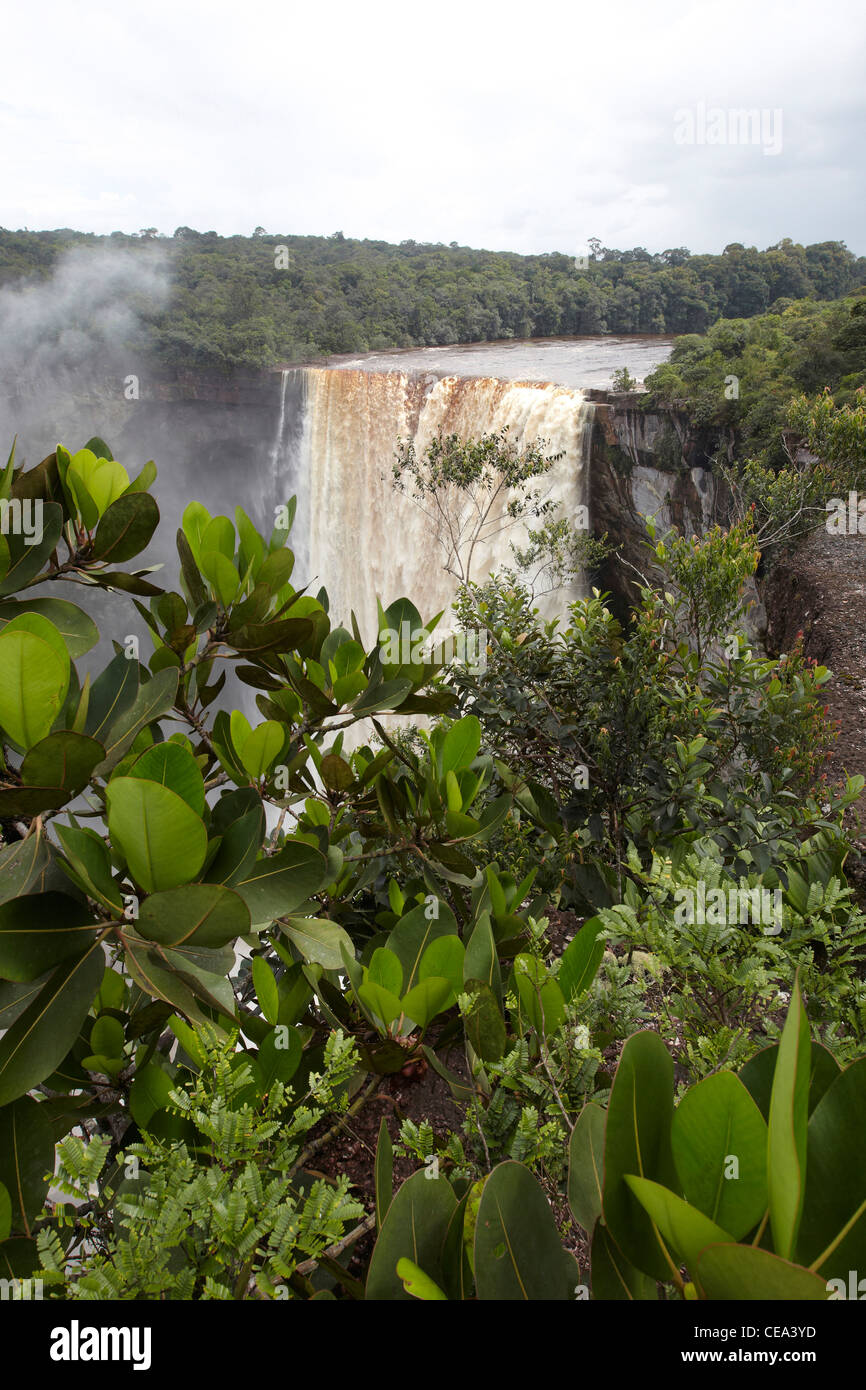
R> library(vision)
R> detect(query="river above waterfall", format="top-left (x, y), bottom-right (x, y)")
top-left (308, 333), bottom-right (675, 389)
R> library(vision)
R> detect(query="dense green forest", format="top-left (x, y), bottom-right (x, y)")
top-left (644, 292), bottom-right (866, 465)
top-left (1, 226), bottom-right (864, 369)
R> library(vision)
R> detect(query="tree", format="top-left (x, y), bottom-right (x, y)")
top-left (611, 366), bottom-right (637, 391)
top-left (391, 426), bottom-right (564, 584)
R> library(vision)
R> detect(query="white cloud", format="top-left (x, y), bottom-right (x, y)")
top-left (2, 0), bottom-right (863, 254)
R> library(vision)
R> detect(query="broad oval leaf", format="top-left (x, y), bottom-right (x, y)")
top-left (602, 1029), bottom-right (679, 1282)
top-left (234, 841), bottom-right (332, 927)
top-left (20, 731), bottom-right (104, 796)
top-left (127, 742), bottom-right (206, 816)
top-left (0, 598), bottom-right (98, 659)
top-left (0, 1098), bottom-right (54, 1235)
top-left (92, 492), bottom-right (159, 564)
top-left (624, 1175), bottom-right (733, 1280)
top-left (568, 1102), bottom-right (606, 1235)
top-left (106, 777), bottom-right (207, 893)
top-left (283, 917), bottom-right (354, 971)
top-left (474, 1161), bottom-right (579, 1300)
top-left (671, 1071), bottom-right (768, 1240)
top-left (798, 1057), bottom-right (866, 1280)
top-left (0, 892), bottom-right (99, 982)
top-left (0, 629), bottom-right (68, 750)
top-left (239, 721), bottom-right (284, 780)
top-left (136, 884), bottom-right (250, 948)
top-left (696, 1242), bottom-right (829, 1300)
top-left (365, 1168), bottom-right (457, 1300)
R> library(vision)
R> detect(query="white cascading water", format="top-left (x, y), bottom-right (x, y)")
top-left (269, 367), bottom-right (290, 473)
top-left (275, 368), bottom-right (595, 642)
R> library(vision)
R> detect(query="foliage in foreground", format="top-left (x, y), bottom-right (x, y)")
top-left (0, 429), bottom-right (864, 1300)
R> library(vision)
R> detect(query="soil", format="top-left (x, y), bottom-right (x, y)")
top-left (305, 1043), bottom-right (470, 1283)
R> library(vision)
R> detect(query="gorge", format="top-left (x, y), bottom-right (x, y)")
top-left (0, 336), bottom-right (682, 646)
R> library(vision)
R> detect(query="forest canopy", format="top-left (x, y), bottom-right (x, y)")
top-left (1, 226), bottom-right (864, 371)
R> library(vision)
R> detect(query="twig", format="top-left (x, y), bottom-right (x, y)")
top-left (289, 1074), bottom-right (381, 1176)
top-left (294, 1212), bottom-right (377, 1278)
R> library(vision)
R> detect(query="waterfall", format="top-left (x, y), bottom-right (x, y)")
top-left (269, 368), bottom-right (290, 473)
top-left (276, 367), bottom-right (595, 642)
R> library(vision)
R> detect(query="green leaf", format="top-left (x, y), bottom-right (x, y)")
top-left (375, 1117), bottom-right (393, 1231)
top-left (234, 841), bottom-right (331, 927)
top-left (624, 1175), bottom-right (733, 1279)
top-left (203, 809), bottom-right (264, 887)
top-left (0, 598), bottom-right (98, 658)
top-left (559, 916), bottom-right (605, 1000)
top-left (122, 935), bottom-right (230, 1028)
top-left (365, 1168), bottom-right (457, 1300)
top-left (351, 678), bottom-right (413, 715)
top-left (200, 515), bottom-right (235, 561)
top-left (367, 947), bottom-right (403, 997)
top-left (358, 981), bottom-right (403, 1032)
top-left (0, 1184), bottom-right (10, 1243)
top-left (568, 1102), bottom-right (606, 1234)
top-left (320, 753), bottom-right (354, 790)
top-left (602, 1030), bottom-right (679, 1282)
top-left (90, 1014), bottom-right (124, 1058)
top-left (0, 940), bottom-right (105, 1105)
top-left (181, 501), bottom-right (211, 561)
top-left (695, 1243), bottom-right (829, 1300)
top-left (54, 824), bottom-right (123, 914)
top-left (94, 667), bottom-right (178, 775)
top-left (283, 917), bottom-right (354, 971)
top-left (0, 834), bottom-right (52, 907)
top-left (257, 1027), bottom-right (302, 1091)
top-left (84, 650), bottom-right (138, 743)
top-left (128, 1062), bottom-right (175, 1129)
top-left (396, 1257), bottom-right (448, 1300)
top-left (463, 911), bottom-right (501, 998)
top-left (0, 892), bottom-right (99, 982)
top-left (0, 627), bottom-right (69, 749)
top-left (513, 955), bottom-right (565, 1038)
top-left (798, 1057), bottom-right (866, 1280)
top-left (401, 977), bottom-right (453, 1030)
top-left (672, 1072), bottom-right (768, 1239)
top-left (106, 777), bottom-right (207, 892)
top-left (590, 1219), bottom-right (657, 1301)
top-left (67, 450), bottom-right (129, 521)
top-left (0, 1098), bottom-right (54, 1236)
top-left (767, 973), bottom-right (810, 1260)
top-left (441, 715), bottom-right (481, 775)
top-left (386, 901), bottom-right (458, 994)
top-left (0, 502), bottom-right (62, 596)
top-left (738, 1040), bottom-right (840, 1121)
top-left (464, 980), bottom-right (506, 1062)
top-left (20, 731), bottom-right (104, 797)
top-left (97, 571), bottom-right (164, 598)
top-left (136, 884), bottom-right (250, 947)
top-left (474, 1161), bottom-right (578, 1300)
top-left (239, 721), bottom-right (284, 779)
top-left (176, 527), bottom-right (207, 609)
top-left (252, 957), bottom-right (279, 1024)
top-left (200, 550), bottom-right (240, 608)
top-left (127, 741), bottom-right (206, 816)
top-left (418, 934), bottom-right (464, 997)
top-left (91, 492), bottom-right (159, 563)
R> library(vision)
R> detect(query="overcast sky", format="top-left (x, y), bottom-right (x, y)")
top-left (2, 0), bottom-right (864, 257)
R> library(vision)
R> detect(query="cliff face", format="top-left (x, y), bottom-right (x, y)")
top-left (582, 390), bottom-right (765, 630)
